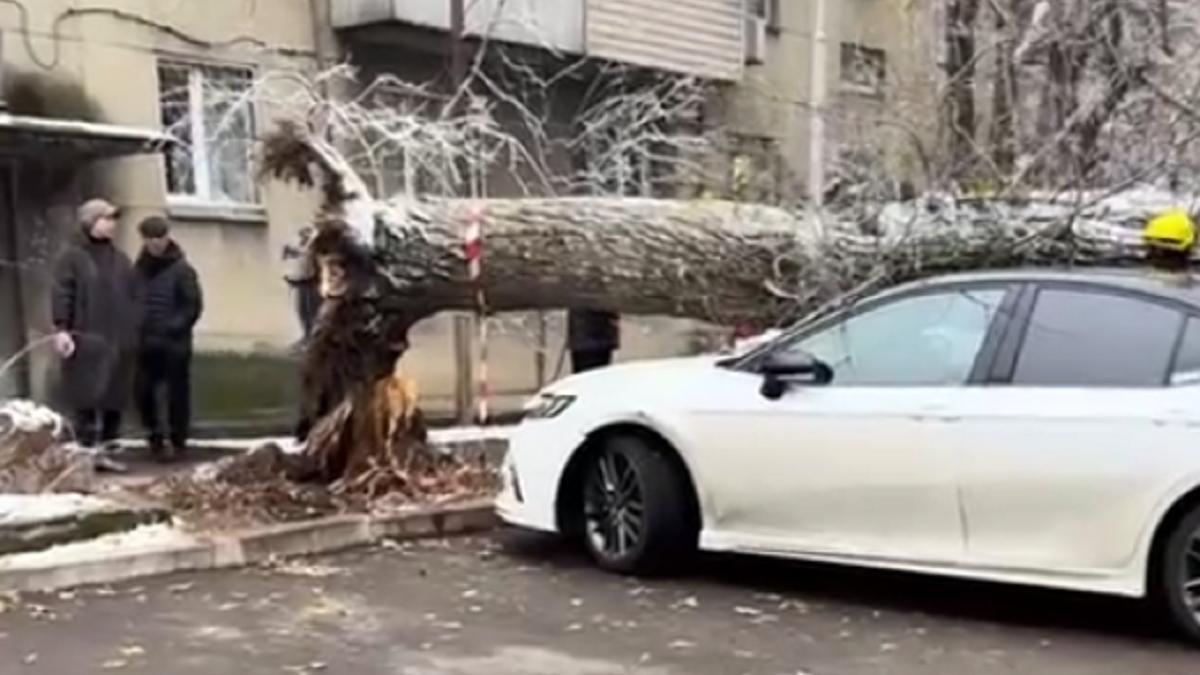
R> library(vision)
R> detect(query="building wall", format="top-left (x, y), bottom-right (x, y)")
top-left (0, 0), bottom-right (329, 355)
top-left (0, 0), bottom-right (335, 429)
top-left (725, 0), bottom-right (937, 202)
top-left (0, 2), bottom-right (721, 425)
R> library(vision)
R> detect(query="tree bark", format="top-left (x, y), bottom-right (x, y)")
top-left (944, 0), bottom-right (981, 175)
top-left (366, 198), bottom-right (804, 328)
top-left (989, 0), bottom-right (1022, 177)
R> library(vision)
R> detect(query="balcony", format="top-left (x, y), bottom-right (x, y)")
top-left (332, 0), bottom-right (585, 54)
top-left (332, 0), bottom-right (745, 82)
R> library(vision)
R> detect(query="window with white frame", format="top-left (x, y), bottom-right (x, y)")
top-left (750, 0), bottom-right (780, 31)
top-left (158, 61), bottom-right (257, 205)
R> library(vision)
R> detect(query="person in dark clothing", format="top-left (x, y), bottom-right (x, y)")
top-left (283, 226), bottom-right (321, 345)
top-left (133, 217), bottom-right (203, 460)
top-left (568, 309), bottom-right (620, 374)
top-left (51, 199), bottom-right (139, 449)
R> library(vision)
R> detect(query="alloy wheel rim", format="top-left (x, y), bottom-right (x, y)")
top-left (583, 449), bottom-right (645, 559)
top-left (1184, 527), bottom-right (1200, 623)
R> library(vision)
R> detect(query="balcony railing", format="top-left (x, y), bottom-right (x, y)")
top-left (332, 0), bottom-right (745, 82)
top-left (332, 0), bottom-right (584, 54)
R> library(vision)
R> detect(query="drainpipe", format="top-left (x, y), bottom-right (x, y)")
top-left (449, 0), bottom-right (475, 424)
top-left (807, 0), bottom-right (829, 207)
top-left (308, 0), bottom-right (331, 95)
top-left (0, 30), bottom-right (8, 111)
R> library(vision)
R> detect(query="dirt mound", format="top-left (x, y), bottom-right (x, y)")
top-left (136, 441), bottom-right (498, 531)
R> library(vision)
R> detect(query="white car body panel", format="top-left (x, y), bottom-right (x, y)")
top-left (496, 356), bottom-right (1200, 599)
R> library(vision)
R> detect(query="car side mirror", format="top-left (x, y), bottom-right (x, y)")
top-left (759, 351), bottom-right (833, 400)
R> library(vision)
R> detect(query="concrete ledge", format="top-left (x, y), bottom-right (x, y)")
top-left (231, 514), bottom-right (373, 564)
top-left (0, 507), bottom-right (172, 556)
top-left (371, 501), bottom-right (500, 540)
top-left (2, 542), bottom-right (216, 592)
top-left (0, 499), bottom-right (497, 593)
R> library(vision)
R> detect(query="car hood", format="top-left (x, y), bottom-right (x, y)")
top-left (547, 355), bottom-right (726, 398)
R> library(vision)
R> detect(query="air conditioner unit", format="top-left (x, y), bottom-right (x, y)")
top-left (745, 16), bottom-right (767, 65)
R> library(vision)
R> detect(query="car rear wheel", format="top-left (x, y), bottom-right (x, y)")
top-left (1157, 504), bottom-right (1200, 643)
top-left (580, 435), bottom-right (695, 574)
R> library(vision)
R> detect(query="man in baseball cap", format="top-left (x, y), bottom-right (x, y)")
top-left (51, 198), bottom-right (138, 451)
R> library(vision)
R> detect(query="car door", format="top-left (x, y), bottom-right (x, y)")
top-left (678, 283), bottom-right (1015, 565)
top-left (947, 282), bottom-right (1200, 575)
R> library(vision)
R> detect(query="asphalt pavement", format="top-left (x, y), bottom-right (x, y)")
top-left (1, 530), bottom-right (1197, 674)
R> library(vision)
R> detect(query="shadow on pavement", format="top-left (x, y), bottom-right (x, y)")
top-left (496, 527), bottom-right (1172, 644)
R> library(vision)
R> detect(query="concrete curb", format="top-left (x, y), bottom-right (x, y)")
top-left (0, 499), bottom-right (498, 593)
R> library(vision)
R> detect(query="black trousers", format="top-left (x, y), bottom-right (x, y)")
top-left (571, 348), bottom-right (614, 374)
top-left (136, 345), bottom-right (192, 447)
top-left (74, 409), bottom-right (122, 448)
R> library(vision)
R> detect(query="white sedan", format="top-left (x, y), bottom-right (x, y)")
top-left (497, 268), bottom-right (1200, 642)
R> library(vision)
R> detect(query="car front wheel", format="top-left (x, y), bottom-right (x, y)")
top-left (580, 435), bottom-right (695, 574)
top-left (1158, 504), bottom-right (1200, 643)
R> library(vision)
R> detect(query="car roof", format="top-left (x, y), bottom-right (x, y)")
top-left (880, 267), bottom-right (1200, 310)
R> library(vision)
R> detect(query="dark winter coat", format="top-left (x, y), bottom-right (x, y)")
top-left (134, 241), bottom-right (203, 352)
top-left (567, 309), bottom-right (620, 352)
top-left (51, 234), bottom-right (139, 410)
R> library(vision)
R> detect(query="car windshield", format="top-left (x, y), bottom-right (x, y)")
top-left (724, 282), bottom-right (1008, 379)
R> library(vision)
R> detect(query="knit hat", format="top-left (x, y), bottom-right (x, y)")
top-left (138, 216), bottom-right (170, 238)
top-left (77, 198), bottom-right (118, 229)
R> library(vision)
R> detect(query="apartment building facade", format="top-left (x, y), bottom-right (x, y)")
top-left (0, 0), bottom-right (935, 431)
top-left (0, 0), bottom-right (331, 428)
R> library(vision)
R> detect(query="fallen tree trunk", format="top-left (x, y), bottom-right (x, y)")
top-left (369, 197), bottom-right (803, 327)
top-left (258, 122), bottom-right (1196, 483)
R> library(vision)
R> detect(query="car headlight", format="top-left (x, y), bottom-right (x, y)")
top-left (523, 393), bottom-right (576, 420)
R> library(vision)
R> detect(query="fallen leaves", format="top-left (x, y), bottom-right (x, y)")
top-left (26, 603), bottom-right (56, 621)
top-left (668, 639), bottom-right (696, 650)
top-left (671, 595), bottom-right (699, 610)
top-left (269, 560), bottom-right (345, 578)
top-left (283, 663), bottom-right (328, 674)
top-left (134, 442), bottom-right (499, 531)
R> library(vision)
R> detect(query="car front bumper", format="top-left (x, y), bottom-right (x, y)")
top-left (494, 417), bottom-right (588, 534)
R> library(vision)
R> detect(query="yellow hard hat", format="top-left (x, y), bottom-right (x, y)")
top-left (1144, 209), bottom-right (1197, 253)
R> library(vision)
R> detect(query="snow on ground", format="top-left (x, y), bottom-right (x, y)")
top-left (0, 494), bottom-right (118, 527)
top-left (122, 426), bottom-right (516, 456)
top-left (0, 523), bottom-right (197, 571)
top-left (0, 400), bottom-right (65, 437)
top-left (428, 426), bottom-right (514, 444)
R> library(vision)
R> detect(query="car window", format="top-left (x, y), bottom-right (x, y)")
top-left (780, 288), bottom-right (1006, 386)
top-left (1013, 289), bottom-right (1183, 387)
top-left (1171, 317), bottom-right (1200, 386)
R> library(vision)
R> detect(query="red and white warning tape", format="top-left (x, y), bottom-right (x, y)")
top-left (464, 204), bottom-right (491, 424)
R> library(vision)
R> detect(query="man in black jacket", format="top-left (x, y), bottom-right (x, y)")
top-left (51, 199), bottom-right (139, 449)
top-left (133, 217), bottom-right (203, 460)
top-left (568, 309), bottom-right (620, 373)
